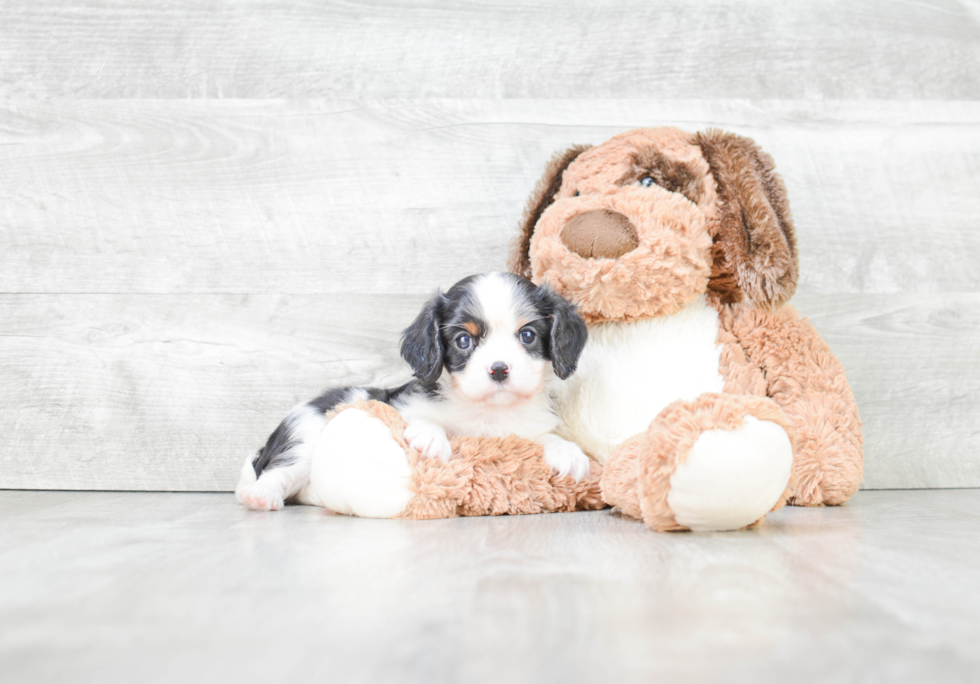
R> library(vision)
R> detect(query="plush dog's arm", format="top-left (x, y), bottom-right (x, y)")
top-left (720, 304), bottom-right (863, 506)
top-left (308, 400), bottom-right (605, 519)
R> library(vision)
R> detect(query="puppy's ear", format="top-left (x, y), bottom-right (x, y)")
top-left (538, 285), bottom-right (588, 380)
top-left (696, 129), bottom-right (798, 308)
top-left (509, 145), bottom-right (592, 279)
top-left (400, 293), bottom-right (445, 384)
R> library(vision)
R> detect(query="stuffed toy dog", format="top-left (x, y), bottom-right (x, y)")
top-left (510, 127), bottom-right (863, 531)
top-left (300, 126), bottom-right (862, 532)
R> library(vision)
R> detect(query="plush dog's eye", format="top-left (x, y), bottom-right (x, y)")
top-left (455, 334), bottom-right (472, 350)
top-left (640, 177), bottom-right (655, 187)
top-left (573, 190), bottom-right (580, 197)
top-left (520, 329), bottom-right (536, 345)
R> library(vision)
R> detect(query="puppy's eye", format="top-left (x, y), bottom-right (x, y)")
top-left (519, 329), bottom-right (536, 345)
top-left (640, 177), bottom-right (655, 187)
top-left (455, 334), bottom-right (472, 350)
top-left (573, 190), bottom-right (580, 197)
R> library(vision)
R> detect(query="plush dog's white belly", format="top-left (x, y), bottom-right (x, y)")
top-left (551, 296), bottom-right (725, 463)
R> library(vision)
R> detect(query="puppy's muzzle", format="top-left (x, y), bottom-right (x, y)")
top-left (560, 209), bottom-right (639, 260)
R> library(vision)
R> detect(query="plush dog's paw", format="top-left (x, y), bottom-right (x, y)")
top-left (403, 420), bottom-right (453, 462)
top-left (236, 482), bottom-right (285, 511)
top-left (667, 415), bottom-right (793, 531)
top-left (542, 437), bottom-right (591, 482)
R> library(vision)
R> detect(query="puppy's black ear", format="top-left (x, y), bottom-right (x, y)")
top-left (400, 293), bottom-right (445, 384)
top-left (538, 285), bottom-right (588, 380)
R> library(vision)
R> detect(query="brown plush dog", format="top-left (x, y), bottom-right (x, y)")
top-left (510, 127), bottom-right (863, 531)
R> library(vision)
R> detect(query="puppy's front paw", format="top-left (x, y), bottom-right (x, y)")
top-left (236, 482), bottom-right (285, 511)
top-left (403, 421), bottom-right (453, 462)
top-left (542, 438), bottom-right (591, 482)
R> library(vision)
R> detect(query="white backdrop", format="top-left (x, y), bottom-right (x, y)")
top-left (1, 1), bottom-right (978, 491)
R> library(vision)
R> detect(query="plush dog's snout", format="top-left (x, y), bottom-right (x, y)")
top-left (560, 209), bottom-right (639, 260)
top-left (489, 362), bottom-right (509, 383)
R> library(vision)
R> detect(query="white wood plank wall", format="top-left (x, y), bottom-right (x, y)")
top-left (1, 1), bottom-right (978, 491)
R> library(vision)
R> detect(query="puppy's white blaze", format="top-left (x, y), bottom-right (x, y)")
top-left (455, 273), bottom-right (546, 404)
top-left (471, 272), bottom-right (531, 332)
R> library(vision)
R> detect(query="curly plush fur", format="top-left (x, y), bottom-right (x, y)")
top-left (328, 399), bottom-right (605, 519)
top-left (512, 126), bottom-right (863, 531)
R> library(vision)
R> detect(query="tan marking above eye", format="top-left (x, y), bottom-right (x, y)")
top-left (463, 322), bottom-right (480, 336)
top-left (515, 316), bottom-right (546, 334)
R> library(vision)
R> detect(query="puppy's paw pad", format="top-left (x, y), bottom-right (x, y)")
top-left (544, 440), bottom-right (591, 482)
top-left (236, 483), bottom-right (285, 511)
top-left (404, 423), bottom-right (453, 463)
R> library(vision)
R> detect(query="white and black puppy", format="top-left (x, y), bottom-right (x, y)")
top-left (236, 272), bottom-right (590, 511)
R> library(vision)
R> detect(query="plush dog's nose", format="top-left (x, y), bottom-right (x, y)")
top-left (561, 209), bottom-right (639, 259)
top-left (489, 362), bottom-right (509, 383)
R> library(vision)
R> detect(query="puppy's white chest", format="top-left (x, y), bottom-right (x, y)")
top-left (551, 296), bottom-right (725, 463)
top-left (443, 395), bottom-right (559, 440)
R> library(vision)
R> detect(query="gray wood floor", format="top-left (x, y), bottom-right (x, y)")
top-left (1, 2), bottom-right (979, 491)
top-left (1, 489), bottom-right (978, 683)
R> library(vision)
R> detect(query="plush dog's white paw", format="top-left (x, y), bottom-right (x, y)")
top-left (403, 420), bottom-right (453, 462)
top-left (540, 435), bottom-right (591, 482)
top-left (311, 407), bottom-right (413, 518)
top-left (667, 416), bottom-right (793, 531)
top-left (236, 481), bottom-right (285, 511)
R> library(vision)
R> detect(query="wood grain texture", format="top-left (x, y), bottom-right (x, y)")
top-left (2, 490), bottom-right (979, 683)
top-left (2, 0), bottom-right (979, 99)
top-left (0, 293), bottom-right (421, 491)
top-left (1, 291), bottom-right (976, 491)
top-left (2, 99), bottom-right (979, 295)
top-left (1, 2), bottom-right (978, 492)
top-left (793, 293), bottom-right (980, 490)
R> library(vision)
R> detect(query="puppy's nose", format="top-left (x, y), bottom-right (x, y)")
top-left (561, 209), bottom-right (639, 259)
top-left (489, 362), bottom-right (509, 383)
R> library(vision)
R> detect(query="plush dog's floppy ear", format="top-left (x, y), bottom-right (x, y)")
top-left (400, 293), bottom-right (445, 384)
top-left (509, 145), bottom-right (592, 279)
top-left (537, 285), bottom-right (588, 380)
top-left (695, 129), bottom-right (798, 308)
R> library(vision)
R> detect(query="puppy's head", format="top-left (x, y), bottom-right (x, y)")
top-left (400, 273), bottom-right (587, 405)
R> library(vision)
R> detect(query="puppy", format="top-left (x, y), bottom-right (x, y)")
top-left (236, 272), bottom-right (591, 511)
